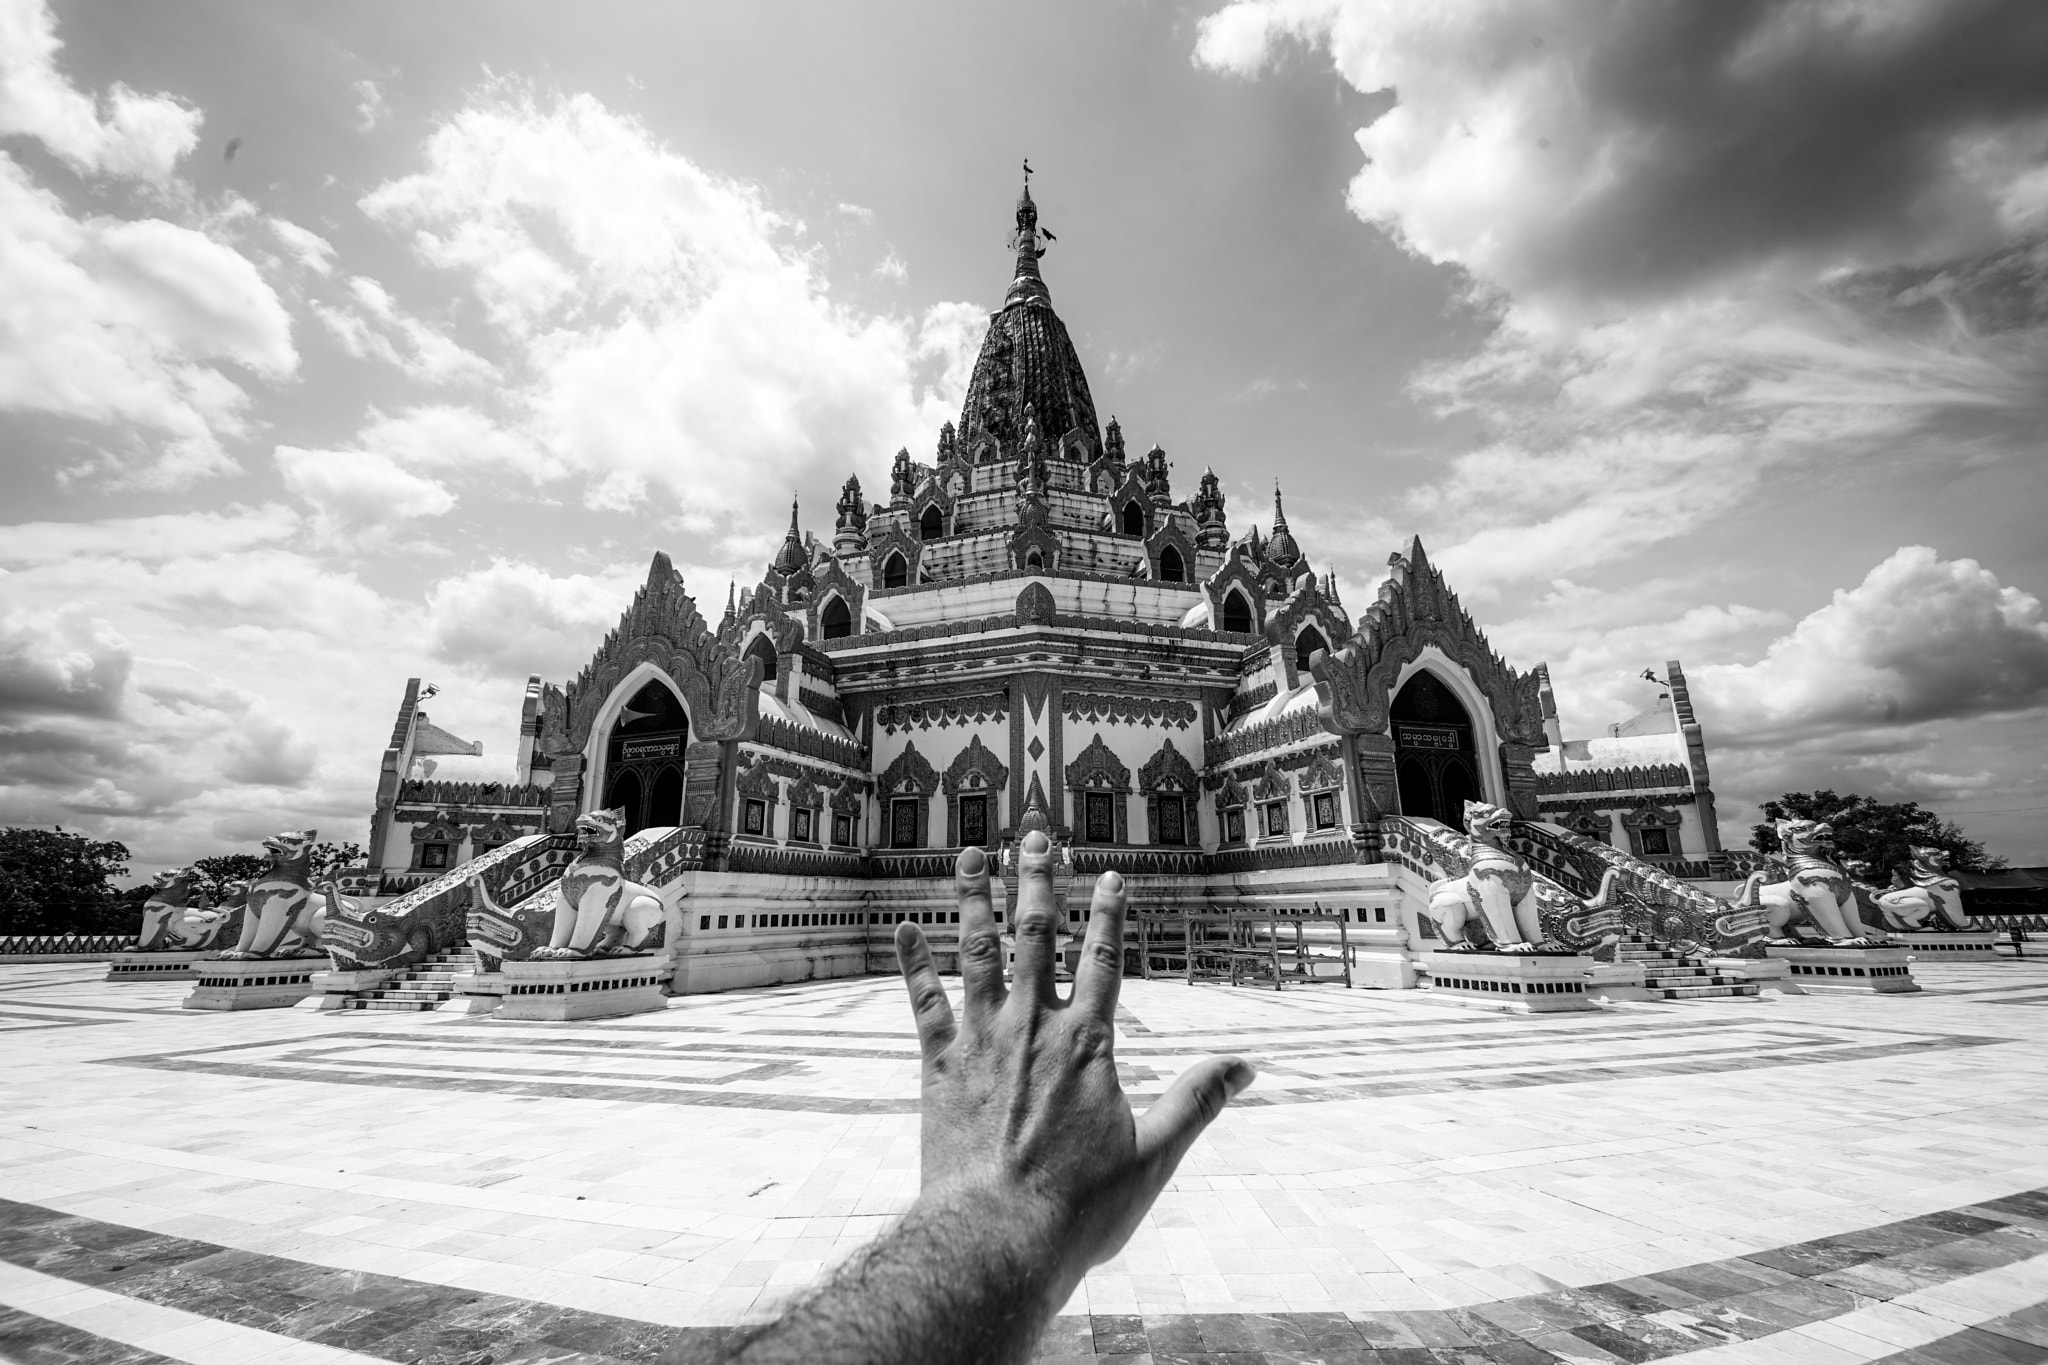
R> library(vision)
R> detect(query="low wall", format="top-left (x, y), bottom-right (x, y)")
top-left (0, 934), bottom-right (137, 963)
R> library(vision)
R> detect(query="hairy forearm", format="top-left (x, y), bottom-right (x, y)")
top-left (719, 1187), bottom-right (1072, 1365)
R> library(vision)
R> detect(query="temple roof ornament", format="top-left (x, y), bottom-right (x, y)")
top-left (955, 171), bottom-right (1102, 463)
top-left (771, 497), bottom-right (806, 576)
top-left (1267, 483), bottom-right (1300, 566)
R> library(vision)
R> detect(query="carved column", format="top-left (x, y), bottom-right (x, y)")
top-left (548, 755), bottom-right (584, 835)
top-left (1500, 742), bottom-right (1541, 821)
top-left (1353, 732), bottom-right (1397, 860)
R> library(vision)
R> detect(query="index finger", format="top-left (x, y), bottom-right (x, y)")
top-left (1068, 869), bottom-right (1127, 1021)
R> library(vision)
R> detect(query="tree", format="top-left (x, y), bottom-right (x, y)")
top-left (0, 827), bottom-right (136, 936)
top-left (193, 854), bottom-right (267, 889)
top-left (1751, 790), bottom-right (2004, 881)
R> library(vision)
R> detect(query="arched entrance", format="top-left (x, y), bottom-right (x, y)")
top-left (1391, 669), bottom-right (1482, 830)
top-left (601, 679), bottom-right (689, 836)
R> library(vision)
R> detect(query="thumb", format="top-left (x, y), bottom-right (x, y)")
top-left (1134, 1055), bottom-right (1255, 1176)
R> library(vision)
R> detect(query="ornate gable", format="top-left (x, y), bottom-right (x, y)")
top-left (867, 522), bottom-right (921, 590)
top-left (1311, 537), bottom-right (1546, 747)
top-left (1138, 739), bottom-right (1197, 793)
top-left (546, 552), bottom-right (762, 753)
top-left (943, 735), bottom-right (1009, 794)
top-left (805, 555), bottom-right (867, 641)
top-left (1144, 518), bottom-right (1197, 583)
top-left (1265, 578), bottom-right (1353, 687)
top-left (1065, 734), bottom-right (1132, 791)
top-left (1202, 545), bottom-right (1268, 636)
top-left (880, 742), bottom-right (939, 796)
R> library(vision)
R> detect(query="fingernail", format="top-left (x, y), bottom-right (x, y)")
top-left (1099, 870), bottom-right (1123, 893)
top-left (1224, 1061), bottom-right (1256, 1096)
top-left (959, 846), bottom-right (985, 875)
top-left (1023, 830), bottom-right (1050, 855)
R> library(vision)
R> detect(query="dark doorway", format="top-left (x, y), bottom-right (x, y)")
top-left (919, 506), bottom-right (943, 540)
top-left (1121, 501), bottom-right (1145, 536)
top-left (1158, 545), bottom-right (1185, 582)
top-left (744, 633), bottom-right (778, 682)
top-left (602, 680), bottom-right (690, 836)
top-left (1295, 625), bottom-right (1328, 674)
top-left (1390, 670), bottom-right (1483, 829)
top-left (1221, 590), bottom-right (1253, 634)
top-left (882, 552), bottom-right (908, 588)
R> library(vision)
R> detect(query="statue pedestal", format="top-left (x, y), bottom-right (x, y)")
top-left (495, 956), bottom-right (670, 1021)
top-left (295, 968), bottom-right (398, 1011)
top-left (436, 970), bottom-right (506, 1015)
top-left (1707, 956), bottom-right (1804, 994)
top-left (181, 957), bottom-right (325, 1011)
top-left (1423, 951), bottom-right (1598, 1013)
top-left (1584, 961), bottom-right (1652, 1003)
top-left (106, 950), bottom-right (212, 983)
top-left (1764, 944), bottom-right (1919, 994)
top-left (1895, 931), bottom-right (2001, 962)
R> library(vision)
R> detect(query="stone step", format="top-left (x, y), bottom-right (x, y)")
top-left (342, 998), bottom-right (436, 1011)
top-left (1656, 984), bottom-right (1761, 999)
top-left (366, 990), bottom-right (452, 1003)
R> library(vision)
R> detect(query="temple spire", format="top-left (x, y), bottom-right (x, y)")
top-left (1273, 481), bottom-right (1289, 533)
top-left (1004, 163), bottom-right (1050, 309)
top-left (771, 494), bottom-right (806, 575)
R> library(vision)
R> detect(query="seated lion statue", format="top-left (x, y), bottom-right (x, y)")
top-left (1874, 846), bottom-right (1971, 933)
top-left (469, 808), bottom-right (668, 960)
top-left (1735, 819), bottom-right (1878, 946)
top-left (1428, 801), bottom-right (1620, 953)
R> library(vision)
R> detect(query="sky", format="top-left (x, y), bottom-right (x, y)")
top-left (2, 0), bottom-right (2045, 876)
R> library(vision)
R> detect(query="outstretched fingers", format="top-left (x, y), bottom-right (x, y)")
top-left (1008, 830), bottom-right (1061, 1005)
top-left (894, 920), bottom-right (956, 1060)
top-left (954, 846), bottom-right (1006, 1018)
top-left (1068, 870), bottom-right (1128, 1021)
top-left (1134, 1056), bottom-right (1256, 1183)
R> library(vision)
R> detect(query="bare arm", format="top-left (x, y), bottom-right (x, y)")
top-left (720, 831), bottom-right (1255, 1365)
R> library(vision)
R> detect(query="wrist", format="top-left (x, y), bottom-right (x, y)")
top-left (908, 1179), bottom-right (1082, 1310)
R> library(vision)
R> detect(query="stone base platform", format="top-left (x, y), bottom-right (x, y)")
top-left (1895, 930), bottom-right (2002, 962)
top-left (1583, 961), bottom-right (1652, 1003)
top-left (435, 969), bottom-right (506, 1014)
top-left (1707, 956), bottom-right (1804, 994)
top-left (1765, 944), bottom-right (1920, 994)
top-left (1423, 950), bottom-right (1597, 1013)
top-left (295, 968), bottom-right (399, 1010)
top-left (105, 950), bottom-right (212, 982)
top-left (494, 955), bottom-right (671, 1021)
top-left (181, 957), bottom-right (325, 1010)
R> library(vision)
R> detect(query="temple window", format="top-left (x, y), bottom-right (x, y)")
top-left (1262, 801), bottom-right (1289, 838)
top-left (1026, 550), bottom-right (1044, 571)
top-left (745, 633), bottom-right (778, 682)
top-left (821, 596), bottom-right (851, 639)
top-left (959, 793), bottom-right (989, 846)
top-left (717, 915), bottom-right (728, 929)
top-left (1159, 545), bottom-right (1185, 583)
top-left (1295, 625), bottom-right (1329, 674)
top-left (891, 797), bottom-right (920, 848)
top-left (1222, 590), bottom-right (1253, 634)
top-left (882, 552), bottom-right (908, 589)
top-left (1224, 808), bottom-right (1246, 844)
top-left (791, 808), bottom-right (814, 843)
top-left (1085, 792), bottom-right (1115, 843)
top-left (420, 843), bottom-right (449, 869)
top-left (831, 812), bottom-right (854, 846)
top-left (919, 506), bottom-right (943, 540)
top-left (1312, 792), bottom-right (1339, 830)
top-left (743, 799), bottom-right (767, 837)
top-left (1121, 501), bottom-right (1145, 536)
top-left (1639, 826), bottom-right (1671, 856)
top-left (1157, 797), bottom-right (1186, 846)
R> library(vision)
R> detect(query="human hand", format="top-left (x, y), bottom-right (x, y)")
top-left (892, 831), bottom-right (1255, 1309)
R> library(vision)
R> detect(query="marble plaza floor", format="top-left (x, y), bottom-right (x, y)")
top-left (1, 959), bottom-right (2047, 1364)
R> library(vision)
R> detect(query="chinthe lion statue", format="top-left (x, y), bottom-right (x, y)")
top-left (468, 808), bottom-right (668, 960)
top-left (1429, 801), bottom-right (1621, 953)
top-left (218, 830), bottom-right (327, 959)
top-left (1874, 846), bottom-right (1971, 933)
top-left (1734, 819), bottom-right (1878, 946)
top-left (136, 868), bottom-right (237, 952)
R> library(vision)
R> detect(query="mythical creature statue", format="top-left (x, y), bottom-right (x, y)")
top-left (1734, 819), bottom-right (1878, 946)
top-left (468, 809), bottom-right (668, 960)
top-left (1874, 846), bottom-right (1972, 933)
top-left (1429, 801), bottom-right (1621, 952)
top-left (135, 869), bottom-right (240, 952)
top-left (217, 830), bottom-right (328, 959)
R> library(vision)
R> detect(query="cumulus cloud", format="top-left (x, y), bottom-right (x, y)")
top-left (0, 0), bottom-right (296, 485)
top-left (1195, 0), bottom-right (2048, 593)
top-left (423, 559), bottom-right (644, 681)
top-left (0, 0), bottom-right (200, 183)
top-left (355, 87), bottom-right (978, 543)
top-left (0, 608), bottom-right (133, 719)
top-left (353, 77), bottom-right (387, 133)
top-left (274, 444), bottom-right (456, 538)
top-left (268, 217), bottom-right (336, 275)
top-left (312, 275), bottom-right (496, 385)
top-left (1698, 545), bottom-right (2048, 742)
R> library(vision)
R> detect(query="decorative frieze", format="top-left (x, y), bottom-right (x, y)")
top-left (397, 779), bottom-right (550, 808)
top-left (754, 714), bottom-right (867, 770)
top-left (1064, 693), bottom-right (1197, 728)
top-left (1224, 683), bottom-right (1276, 724)
top-left (877, 692), bottom-right (1008, 733)
top-left (1533, 763), bottom-right (1692, 795)
top-left (1205, 707), bottom-right (1327, 767)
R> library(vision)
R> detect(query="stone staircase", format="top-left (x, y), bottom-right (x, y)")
top-left (1614, 934), bottom-right (1760, 1000)
top-left (340, 946), bottom-right (479, 1012)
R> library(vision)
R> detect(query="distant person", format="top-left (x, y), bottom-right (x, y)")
top-left (716, 831), bottom-right (1254, 1364)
